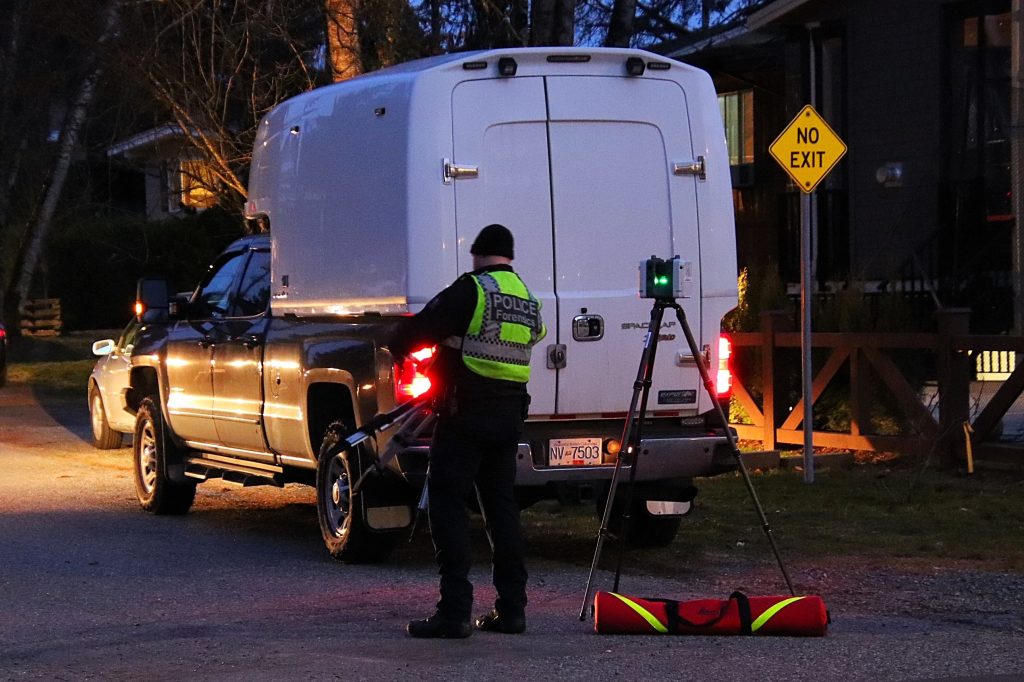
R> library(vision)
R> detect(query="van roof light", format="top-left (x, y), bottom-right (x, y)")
top-left (497, 57), bottom-right (517, 76)
top-left (625, 57), bottom-right (645, 76)
top-left (547, 54), bottom-right (590, 63)
top-left (647, 61), bottom-right (671, 71)
top-left (463, 61), bottom-right (487, 70)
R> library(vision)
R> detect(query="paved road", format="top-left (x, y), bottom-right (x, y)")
top-left (1, 384), bottom-right (1023, 681)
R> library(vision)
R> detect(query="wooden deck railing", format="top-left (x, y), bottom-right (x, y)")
top-left (728, 309), bottom-right (1024, 466)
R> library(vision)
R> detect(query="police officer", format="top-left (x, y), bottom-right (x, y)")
top-left (390, 224), bottom-right (545, 639)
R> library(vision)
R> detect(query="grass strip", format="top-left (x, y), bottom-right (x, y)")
top-left (6, 360), bottom-right (94, 394)
top-left (524, 465), bottom-right (1024, 572)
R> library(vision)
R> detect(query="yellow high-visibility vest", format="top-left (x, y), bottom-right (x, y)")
top-left (443, 271), bottom-right (545, 383)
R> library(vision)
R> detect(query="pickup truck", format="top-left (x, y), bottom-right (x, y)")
top-left (126, 47), bottom-right (740, 563)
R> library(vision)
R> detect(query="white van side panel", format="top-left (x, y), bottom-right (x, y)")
top-left (682, 67), bottom-right (738, 300)
top-left (405, 73), bottom-right (461, 306)
top-left (258, 78), bottom-right (419, 315)
top-left (685, 69), bottom-right (739, 414)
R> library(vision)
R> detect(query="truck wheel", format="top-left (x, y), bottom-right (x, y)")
top-left (596, 489), bottom-right (683, 549)
top-left (89, 384), bottom-right (123, 450)
top-left (133, 397), bottom-right (196, 515)
top-left (316, 421), bottom-right (400, 563)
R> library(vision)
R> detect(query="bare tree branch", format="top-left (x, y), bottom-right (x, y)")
top-left (13, 0), bottom-right (121, 313)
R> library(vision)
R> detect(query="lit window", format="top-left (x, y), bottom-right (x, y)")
top-left (180, 159), bottom-right (218, 210)
top-left (718, 90), bottom-right (754, 165)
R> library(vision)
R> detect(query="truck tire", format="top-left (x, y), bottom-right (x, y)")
top-left (89, 384), bottom-right (123, 450)
top-left (133, 397), bottom-right (196, 515)
top-left (316, 421), bottom-right (400, 563)
top-left (596, 488), bottom-right (682, 549)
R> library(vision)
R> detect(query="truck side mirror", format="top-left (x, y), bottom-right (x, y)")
top-left (168, 292), bottom-right (192, 319)
top-left (136, 277), bottom-right (170, 323)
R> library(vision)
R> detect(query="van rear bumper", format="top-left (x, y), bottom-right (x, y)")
top-left (513, 435), bottom-right (736, 487)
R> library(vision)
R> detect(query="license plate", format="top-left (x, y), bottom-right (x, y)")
top-left (548, 437), bottom-right (603, 467)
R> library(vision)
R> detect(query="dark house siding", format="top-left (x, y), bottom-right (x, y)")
top-left (674, 0), bottom-right (1016, 331)
top-left (845, 1), bottom-right (944, 279)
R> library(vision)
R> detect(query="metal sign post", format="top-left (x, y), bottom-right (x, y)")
top-left (800, 192), bottom-right (813, 481)
top-left (769, 105), bottom-right (847, 483)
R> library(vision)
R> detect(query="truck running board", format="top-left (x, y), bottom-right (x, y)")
top-left (184, 455), bottom-right (284, 488)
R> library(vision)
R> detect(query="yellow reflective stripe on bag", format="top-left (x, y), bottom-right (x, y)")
top-left (609, 593), bottom-right (669, 634)
top-left (750, 596), bottom-right (805, 633)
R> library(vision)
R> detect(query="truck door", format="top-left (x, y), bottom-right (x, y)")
top-left (165, 251), bottom-right (248, 443)
top-left (545, 77), bottom-right (702, 414)
top-left (451, 77), bottom-right (556, 414)
top-left (209, 248), bottom-right (272, 459)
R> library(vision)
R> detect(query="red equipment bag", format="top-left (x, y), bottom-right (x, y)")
top-left (594, 590), bottom-right (828, 636)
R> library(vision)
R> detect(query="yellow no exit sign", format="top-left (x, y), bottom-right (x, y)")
top-left (769, 104), bottom-right (847, 193)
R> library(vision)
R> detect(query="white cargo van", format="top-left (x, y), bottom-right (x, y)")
top-left (130, 47), bottom-right (738, 562)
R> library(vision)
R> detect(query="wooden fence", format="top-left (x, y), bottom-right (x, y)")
top-left (19, 298), bottom-right (62, 337)
top-left (728, 309), bottom-right (1024, 466)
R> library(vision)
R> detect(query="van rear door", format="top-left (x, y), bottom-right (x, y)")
top-left (451, 77), bottom-right (557, 414)
top-left (545, 76), bottom-right (702, 414)
top-left (452, 74), bottom-right (703, 416)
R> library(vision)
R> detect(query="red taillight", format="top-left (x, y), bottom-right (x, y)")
top-left (395, 346), bottom-right (435, 400)
top-left (716, 335), bottom-right (732, 397)
top-left (0, 327), bottom-right (6, 340)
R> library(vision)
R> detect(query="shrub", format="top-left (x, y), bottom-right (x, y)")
top-left (724, 266), bottom-right (933, 438)
top-left (723, 262), bottom-right (790, 333)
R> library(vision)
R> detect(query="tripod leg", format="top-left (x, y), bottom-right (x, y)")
top-left (578, 302), bottom-right (665, 621)
top-left (408, 475), bottom-right (429, 542)
top-left (349, 400), bottom-right (431, 495)
top-left (611, 309), bottom-right (665, 592)
top-left (671, 303), bottom-right (796, 596)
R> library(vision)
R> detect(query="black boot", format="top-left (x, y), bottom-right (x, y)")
top-left (407, 614), bottom-right (472, 639)
top-left (475, 609), bottom-right (526, 634)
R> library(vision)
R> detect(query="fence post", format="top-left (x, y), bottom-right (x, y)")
top-left (936, 308), bottom-right (971, 466)
top-left (760, 310), bottom-right (790, 450)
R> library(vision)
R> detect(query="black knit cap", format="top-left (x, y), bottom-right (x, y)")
top-left (470, 223), bottom-right (515, 260)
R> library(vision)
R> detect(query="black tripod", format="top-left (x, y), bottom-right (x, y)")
top-left (578, 296), bottom-right (795, 621)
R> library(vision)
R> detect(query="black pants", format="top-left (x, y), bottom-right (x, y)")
top-left (427, 405), bottom-right (527, 622)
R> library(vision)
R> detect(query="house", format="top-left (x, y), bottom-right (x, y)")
top-left (668, 0), bottom-right (1019, 333)
top-left (106, 125), bottom-right (218, 222)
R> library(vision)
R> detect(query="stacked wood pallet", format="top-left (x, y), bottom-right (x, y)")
top-left (19, 298), bottom-right (62, 337)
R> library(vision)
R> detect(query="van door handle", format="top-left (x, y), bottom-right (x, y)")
top-left (442, 158), bottom-right (479, 183)
top-left (673, 156), bottom-right (706, 180)
top-left (572, 315), bottom-right (604, 341)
